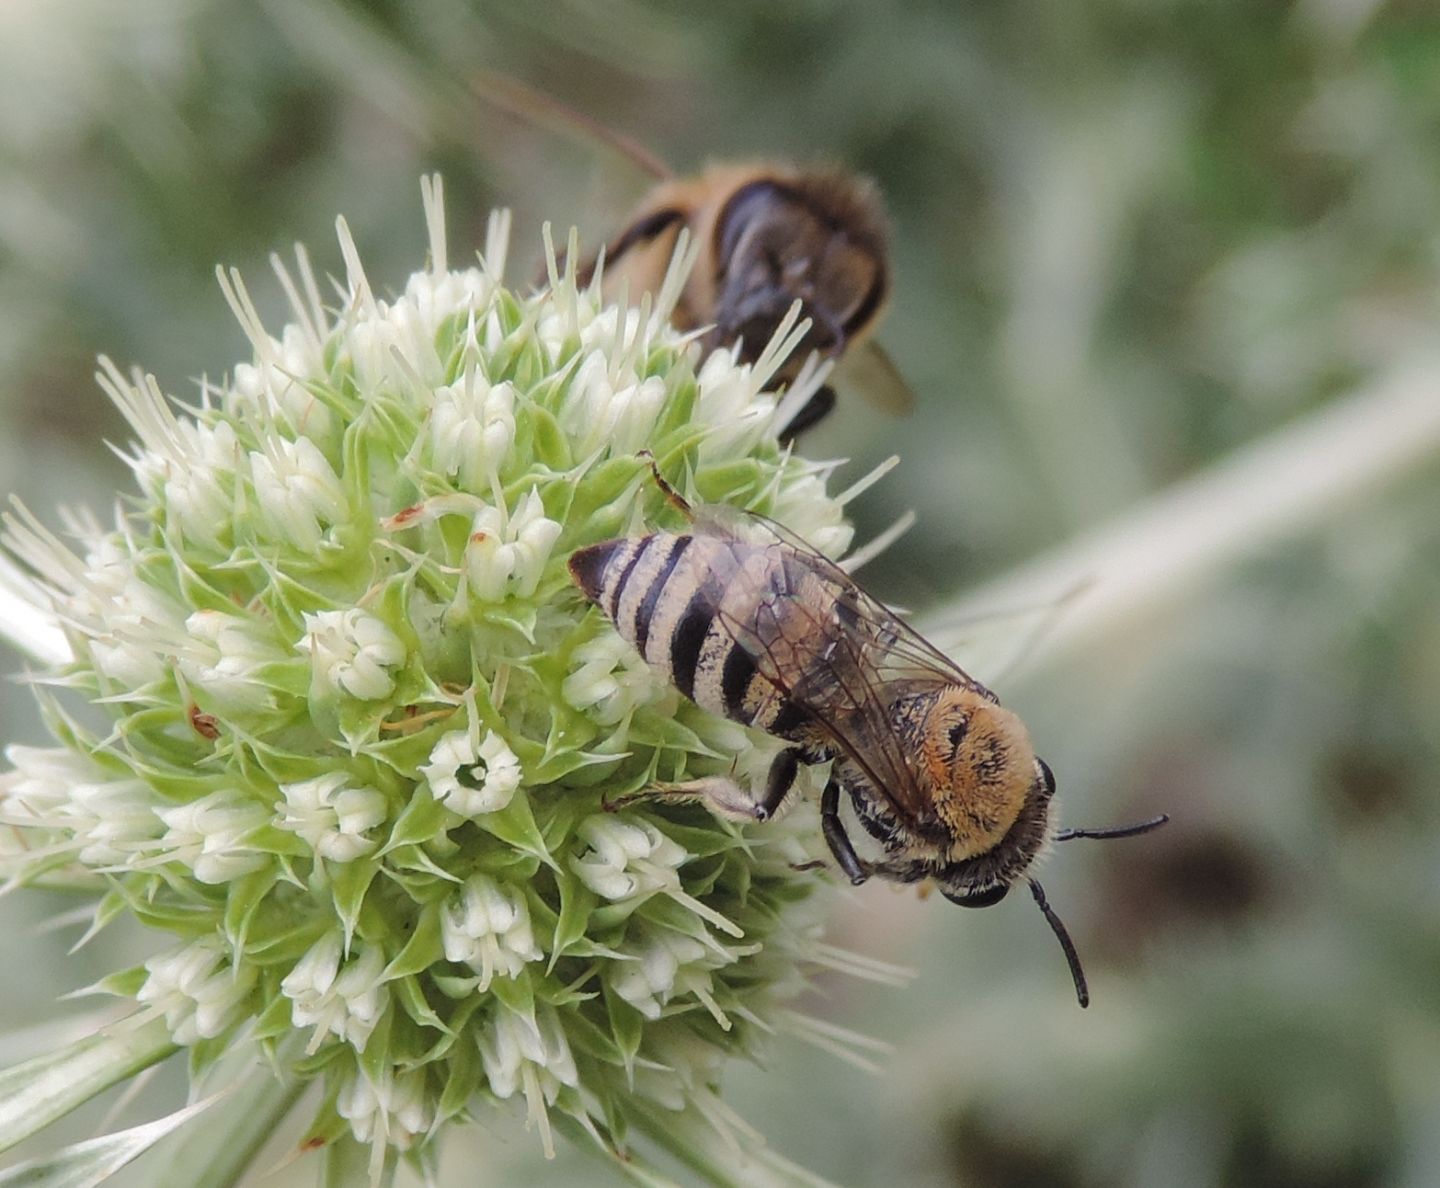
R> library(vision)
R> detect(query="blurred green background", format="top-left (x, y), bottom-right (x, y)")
top-left (2, 1), bottom-right (1439, 1185)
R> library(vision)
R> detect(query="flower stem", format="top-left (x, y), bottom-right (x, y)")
top-left (629, 1108), bottom-right (840, 1188)
top-left (924, 357), bottom-right (1440, 668)
top-left (322, 1133), bottom-right (395, 1188)
top-left (148, 1047), bottom-right (306, 1188)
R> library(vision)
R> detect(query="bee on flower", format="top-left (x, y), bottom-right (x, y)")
top-left (0, 175), bottom-right (904, 1186)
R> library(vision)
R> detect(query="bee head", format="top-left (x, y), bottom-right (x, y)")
top-left (710, 178), bottom-right (883, 377)
top-left (724, 291), bottom-right (844, 372)
top-left (932, 753), bottom-right (1056, 906)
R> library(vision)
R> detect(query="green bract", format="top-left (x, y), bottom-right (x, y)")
top-left (0, 179), bottom-right (883, 1184)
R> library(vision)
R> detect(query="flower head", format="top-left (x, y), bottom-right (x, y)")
top-left (277, 773), bottom-right (388, 863)
top-left (338, 1067), bottom-right (434, 1151)
top-left (251, 435), bottom-right (349, 551)
top-left (282, 934), bottom-right (390, 1053)
top-left (0, 178), bottom-right (889, 1183)
top-left (154, 789), bottom-right (270, 885)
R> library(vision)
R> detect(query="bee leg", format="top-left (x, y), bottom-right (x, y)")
top-left (821, 778), bottom-right (869, 886)
top-left (778, 385), bottom-right (837, 443)
top-left (754, 746), bottom-right (804, 822)
top-left (637, 449), bottom-right (694, 518)
top-left (604, 775), bottom-right (766, 822)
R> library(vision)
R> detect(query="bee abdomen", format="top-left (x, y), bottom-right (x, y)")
top-left (569, 534), bottom-right (693, 648)
top-left (567, 539), bottom-right (627, 606)
top-left (570, 534), bottom-right (804, 739)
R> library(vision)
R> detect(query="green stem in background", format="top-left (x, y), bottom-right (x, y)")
top-left (0, 1015), bottom-right (176, 1156)
top-left (322, 1133), bottom-right (395, 1188)
top-left (923, 356), bottom-right (1440, 668)
top-left (147, 1046), bottom-right (306, 1188)
top-left (629, 1108), bottom-right (840, 1188)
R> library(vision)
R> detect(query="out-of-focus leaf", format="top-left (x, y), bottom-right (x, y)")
top-left (320, 1134), bottom-right (394, 1188)
top-left (145, 1051), bottom-right (303, 1188)
top-left (631, 1107), bottom-right (840, 1188)
top-left (0, 1095), bottom-right (217, 1188)
top-left (0, 1018), bottom-right (175, 1156)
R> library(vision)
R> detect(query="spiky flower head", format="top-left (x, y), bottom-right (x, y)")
top-left (0, 178), bottom-right (895, 1183)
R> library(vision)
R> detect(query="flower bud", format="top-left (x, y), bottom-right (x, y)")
top-left (300, 608), bottom-right (405, 701)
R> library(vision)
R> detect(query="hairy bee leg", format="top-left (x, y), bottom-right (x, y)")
top-left (604, 775), bottom-right (766, 822)
top-left (821, 778), bottom-right (869, 885)
top-left (637, 449), bottom-right (694, 518)
top-left (755, 747), bottom-right (804, 821)
top-left (779, 385), bottom-right (837, 443)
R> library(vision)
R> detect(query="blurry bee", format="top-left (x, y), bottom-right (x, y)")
top-left (471, 71), bottom-right (912, 438)
top-left (568, 461), bottom-right (1166, 1006)
top-left (577, 162), bottom-right (907, 437)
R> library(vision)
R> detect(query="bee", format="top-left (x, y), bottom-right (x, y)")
top-left (471, 71), bottom-right (912, 437)
top-left (568, 460), bottom-right (1166, 1006)
top-left (576, 162), bottom-right (907, 437)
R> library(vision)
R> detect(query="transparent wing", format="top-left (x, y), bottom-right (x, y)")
top-left (694, 509), bottom-right (989, 829)
top-left (708, 552), bottom-right (933, 825)
top-left (470, 68), bottom-right (673, 182)
top-left (832, 340), bottom-right (917, 418)
top-left (726, 509), bottom-right (998, 700)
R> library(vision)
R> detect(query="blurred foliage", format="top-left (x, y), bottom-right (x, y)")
top-left (2, 0), bottom-right (1439, 1185)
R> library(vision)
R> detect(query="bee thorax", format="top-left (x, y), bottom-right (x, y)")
top-left (887, 688), bottom-right (1037, 862)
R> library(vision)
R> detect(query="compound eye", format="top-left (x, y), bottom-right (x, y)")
top-left (1037, 758), bottom-right (1056, 797)
top-left (942, 884), bottom-right (1009, 909)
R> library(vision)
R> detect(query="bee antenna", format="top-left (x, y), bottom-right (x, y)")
top-left (1054, 813), bottom-right (1169, 843)
top-left (1028, 879), bottom-right (1089, 1009)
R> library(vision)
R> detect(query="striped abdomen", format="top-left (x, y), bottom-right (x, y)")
top-left (568, 532), bottom-right (817, 741)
